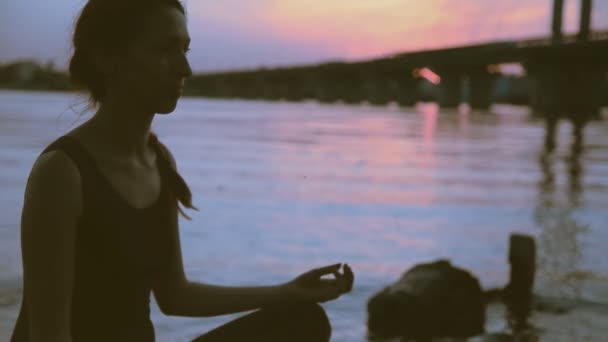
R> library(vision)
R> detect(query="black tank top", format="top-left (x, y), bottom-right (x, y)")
top-left (11, 134), bottom-right (177, 342)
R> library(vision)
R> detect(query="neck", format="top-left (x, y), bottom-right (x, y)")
top-left (88, 98), bottom-right (155, 159)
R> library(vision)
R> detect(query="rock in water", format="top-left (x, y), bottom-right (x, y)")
top-left (367, 260), bottom-right (485, 341)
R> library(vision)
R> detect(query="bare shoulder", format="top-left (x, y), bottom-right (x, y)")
top-left (31, 148), bottom-right (80, 176)
top-left (23, 149), bottom-right (83, 224)
top-left (20, 148), bottom-right (83, 340)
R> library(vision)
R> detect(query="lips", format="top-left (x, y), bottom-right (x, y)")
top-left (170, 80), bottom-right (185, 96)
top-left (172, 87), bottom-right (183, 96)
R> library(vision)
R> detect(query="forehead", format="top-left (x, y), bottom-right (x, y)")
top-left (136, 6), bottom-right (190, 43)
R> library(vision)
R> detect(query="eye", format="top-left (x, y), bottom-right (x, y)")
top-left (160, 45), bottom-right (174, 53)
top-left (168, 45), bottom-right (190, 55)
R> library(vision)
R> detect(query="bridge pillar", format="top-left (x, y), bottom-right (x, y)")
top-left (395, 81), bottom-right (418, 107)
top-left (552, 0), bottom-right (564, 43)
top-left (603, 76), bottom-right (608, 107)
top-left (527, 62), bottom-right (566, 116)
top-left (579, 0), bottom-right (592, 41)
top-left (468, 70), bottom-right (496, 110)
top-left (363, 79), bottom-right (391, 106)
top-left (438, 73), bottom-right (463, 108)
top-left (527, 62), bottom-right (603, 153)
top-left (527, 63), bottom-right (603, 119)
top-left (339, 82), bottom-right (364, 104)
top-left (316, 83), bottom-right (339, 103)
top-left (385, 78), bottom-right (417, 107)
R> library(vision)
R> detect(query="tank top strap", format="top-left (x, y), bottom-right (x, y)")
top-left (41, 134), bottom-right (175, 211)
top-left (41, 135), bottom-right (99, 178)
top-left (39, 135), bottom-right (103, 212)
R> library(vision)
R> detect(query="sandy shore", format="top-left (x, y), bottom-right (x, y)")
top-left (477, 275), bottom-right (608, 342)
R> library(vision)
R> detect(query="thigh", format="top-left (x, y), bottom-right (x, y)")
top-left (190, 308), bottom-right (278, 342)
top-left (191, 303), bottom-right (330, 342)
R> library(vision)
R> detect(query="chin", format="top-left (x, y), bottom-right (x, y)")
top-left (156, 108), bottom-right (176, 115)
top-left (155, 101), bottom-right (179, 114)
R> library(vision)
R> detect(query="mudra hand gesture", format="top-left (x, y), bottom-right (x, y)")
top-left (281, 263), bottom-right (354, 303)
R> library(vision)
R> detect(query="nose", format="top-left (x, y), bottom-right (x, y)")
top-left (177, 52), bottom-right (192, 78)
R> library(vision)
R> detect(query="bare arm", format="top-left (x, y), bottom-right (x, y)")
top-left (20, 150), bottom-right (82, 341)
top-left (151, 145), bottom-right (288, 316)
top-left (160, 268), bottom-right (352, 317)
top-left (152, 144), bottom-right (353, 317)
top-left (153, 216), bottom-right (338, 317)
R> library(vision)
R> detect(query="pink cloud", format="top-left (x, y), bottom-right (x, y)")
top-left (3, 0), bottom-right (605, 71)
top-left (258, 0), bottom-right (567, 61)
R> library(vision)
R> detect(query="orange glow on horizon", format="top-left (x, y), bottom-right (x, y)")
top-left (177, 0), bottom-right (604, 71)
top-left (263, 1), bottom-right (460, 58)
top-left (257, 0), bottom-right (558, 61)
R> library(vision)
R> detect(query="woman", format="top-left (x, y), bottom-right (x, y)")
top-left (10, 0), bottom-right (354, 341)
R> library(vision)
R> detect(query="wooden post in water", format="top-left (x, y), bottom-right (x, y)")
top-left (504, 234), bottom-right (536, 331)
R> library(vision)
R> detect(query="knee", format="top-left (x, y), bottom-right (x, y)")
top-left (290, 302), bottom-right (332, 342)
top-left (301, 303), bottom-right (332, 341)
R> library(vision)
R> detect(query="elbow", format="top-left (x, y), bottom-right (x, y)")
top-left (156, 293), bottom-right (192, 317)
top-left (158, 302), bottom-right (214, 318)
top-left (159, 306), bottom-right (180, 317)
top-left (157, 300), bottom-right (181, 316)
top-left (155, 282), bottom-right (215, 318)
top-left (155, 283), bottom-right (188, 316)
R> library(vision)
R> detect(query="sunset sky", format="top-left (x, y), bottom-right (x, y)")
top-left (1, 0), bottom-right (607, 72)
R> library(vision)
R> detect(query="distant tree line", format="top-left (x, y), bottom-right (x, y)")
top-left (1, 60), bottom-right (605, 107)
top-left (0, 60), bottom-right (72, 91)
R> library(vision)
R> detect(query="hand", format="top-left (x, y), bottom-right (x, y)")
top-left (281, 263), bottom-right (355, 303)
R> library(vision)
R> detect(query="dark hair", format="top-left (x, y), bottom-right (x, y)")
top-left (69, 0), bottom-right (186, 105)
top-left (70, 0), bottom-right (197, 219)
top-left (150, 132), bottom-right (199, 220)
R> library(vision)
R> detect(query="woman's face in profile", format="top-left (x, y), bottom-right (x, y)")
top-left (112, 6), bottom-right (192, 114)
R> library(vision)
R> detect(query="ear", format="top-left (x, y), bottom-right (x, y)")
top-left (92, 49), bottom-right (122, 79)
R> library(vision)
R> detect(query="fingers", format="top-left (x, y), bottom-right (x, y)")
top-left (332, 264), bottom-right (354, 292)
top-left (306, 263), bottom-right (342, 278)
top-left (343, 263), bottom-right (354, 292)
top-left (344, 263), bottom-right (353, 276)
top-left (316, 279), bottom-right (343, 302)
top-left (325, 264), bottom-right (354, 294)
top-left (293, 263), bottom-right (356, 303)
top-left (292, 278), bottom-right (340, 303)
top-left (300, 263), bottom-right (355, 298)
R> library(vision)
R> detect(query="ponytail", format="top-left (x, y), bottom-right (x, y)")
top-left (150, 132), bottom-right (199, 220)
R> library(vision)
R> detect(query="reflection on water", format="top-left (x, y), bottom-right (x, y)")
top-left (0, 91), bottom-right (607, 341)
top-left (536, 129), bottom-right (590, 299)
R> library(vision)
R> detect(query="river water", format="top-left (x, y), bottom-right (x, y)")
top-left (1, 90), bottom-right (607, 341)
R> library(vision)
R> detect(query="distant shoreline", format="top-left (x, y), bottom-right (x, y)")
top-left (0, 60), bottom-right (533, 106)
top-left (1, 60), bottom-right (605, 110)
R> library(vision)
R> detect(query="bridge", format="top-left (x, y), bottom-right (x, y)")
top-left (186, 0), bottom-right (608, 117)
